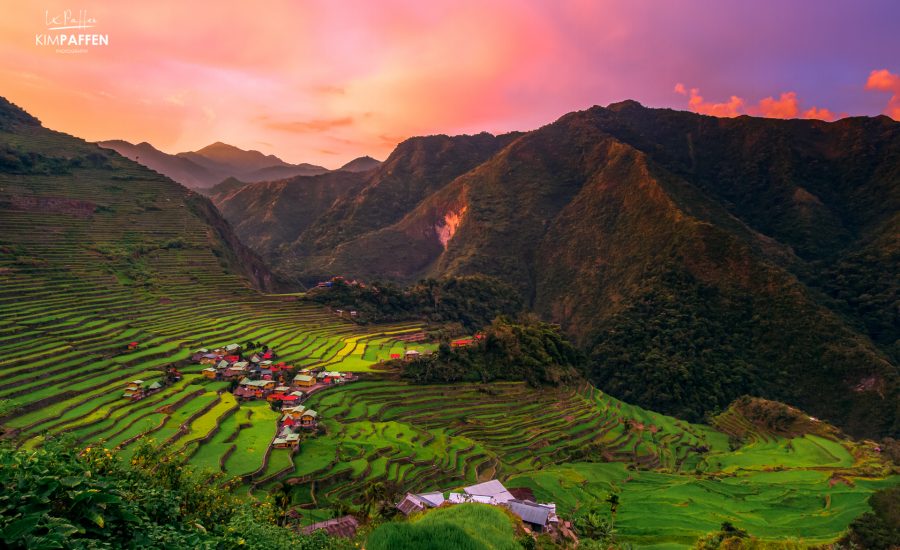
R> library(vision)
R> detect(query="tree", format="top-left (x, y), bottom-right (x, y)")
top-left (606, 493), bottom-right (620, 516)
top-left (270, 482), bottom-right (296, 527)
top-left (361, 481), bottom-right (402, 520)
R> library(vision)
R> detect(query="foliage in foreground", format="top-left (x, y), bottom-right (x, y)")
top-left (0, 439), bottom-right (349, 549)
top-left (402, 315), bottom-right (585, 386)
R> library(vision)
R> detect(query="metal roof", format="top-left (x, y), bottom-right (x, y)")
top-left (505, 499), bottom-right (551, 527)
top-left (416, 492), bottom-right (445, 507)
top-left (464, 479), bottom-right (514, 503)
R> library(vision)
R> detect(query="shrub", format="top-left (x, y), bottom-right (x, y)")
top-left (0, 439), bottom-right (352, 549)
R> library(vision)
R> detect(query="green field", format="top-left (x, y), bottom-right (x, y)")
top-left (295, 381), bottom-right (897, 547)
top-left (367, 503), bottom-right (521, 550)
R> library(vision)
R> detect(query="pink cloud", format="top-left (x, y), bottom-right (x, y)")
top-left (865, 69), bottom-right (900, 120)
top-left (0, 2), bottom-right (889, 167)
top-left (675, 85), bottom-right (836, 120)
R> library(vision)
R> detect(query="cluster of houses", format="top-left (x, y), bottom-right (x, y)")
top-left (272, 404), bottom-right (319, 448)
top-left (231, 368), bottom-right (353, 401)
top-left (451, 333), bottom-right (484, 348)
top-left (122, 379), bottom-right (163, 400)
top-left (194, 344), bottom-right (281, 381)
top-left (397, 479), bottom-right (561, 534)
top-left (315, 275), bottom-right (365, 289)
top-left (389, 349), bottom-right (430, 361)
top-left (189, 343), bottom-right (362, 451)
top-left (121, 366), bottom-right (182, 401)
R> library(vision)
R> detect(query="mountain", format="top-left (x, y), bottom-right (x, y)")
top-left (339, 155), bottom-right (382, 172)
top-left (179, 141), bottom-right (288, 172)
top-left (94, 139), bottom-right (213, 190)
top-left (280, 131), bottom-right (523, 277)
top-left (97, 139), bottom-right (328, 190)
top-left (216, 102), bottom-right (899, 438)
top-left (209, 171), bottom-right (367, 258)
top-left (1, 97), bottom-right (279, 292)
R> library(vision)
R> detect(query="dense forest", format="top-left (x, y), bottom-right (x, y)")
top-left (305, 275), bottom-right (522, 332)
top-left (401, 316), bottom-right (584, 386)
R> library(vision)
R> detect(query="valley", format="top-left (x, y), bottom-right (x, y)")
top-left (0, 95), bottom-right (897, 548)
top-left (209, 104), bottom-right (900, 442)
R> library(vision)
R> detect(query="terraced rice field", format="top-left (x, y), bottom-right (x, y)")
top-left (0, 124), bottom-right (432, 487)
top-left (2, 120), bottom-right (897, 547)
top-left (290, 381), bottom-right (898, 547)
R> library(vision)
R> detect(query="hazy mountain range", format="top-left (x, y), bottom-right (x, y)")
top-left (96, 139), bottom-right (381, 191)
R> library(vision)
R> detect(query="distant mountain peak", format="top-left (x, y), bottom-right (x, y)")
top-left (197, 141), bottom-right (244, 153)
top-left (606, 99), bottom-right (646, 111)
top-left (191, 141), bottom-right (281, 162)
top-left (340, 155), bottom-right (382, 172)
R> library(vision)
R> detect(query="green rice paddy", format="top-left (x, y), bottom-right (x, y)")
top-left (0, 139), bottom-right (435, 493)
top-left (292, 381), bottom-right (897, 547)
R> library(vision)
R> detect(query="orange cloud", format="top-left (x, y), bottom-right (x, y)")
top-left (801, 106), bottom-right (836, 120)
top-left (865, 69), bottom-right (900, 120)
top-left (675, 83), bottom-right (744, 117)
top-left (675, 84), bottom-right (836, 120)
top-left (757, 92), bottom-right (799, 118)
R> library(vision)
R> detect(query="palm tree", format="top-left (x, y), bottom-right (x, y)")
top-left (362, 481), bottom-right (387, 518)
top-left (575, 511), bottom-right (615, 542)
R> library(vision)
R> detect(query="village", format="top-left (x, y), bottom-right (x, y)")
top-left (120, 334), bottom-right (483, 454)
top-left (120, 341), bottom-right (412, 451)
top-left (117, 339), bottom-right (575, 541)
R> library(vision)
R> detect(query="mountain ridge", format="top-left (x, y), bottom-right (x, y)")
top-left (97, 139), bottom-right (329, 190)
top-left (215, 101), bottom-right (899, 438)
top-left (0, 98), bottom-right (281, 293)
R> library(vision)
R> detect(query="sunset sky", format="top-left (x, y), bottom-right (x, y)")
top-left (2, 1), bottom-right (899, 167)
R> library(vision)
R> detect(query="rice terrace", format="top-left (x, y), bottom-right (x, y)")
top-left (0, 91), bottom-right (898, 549)
top-left (2, 2), bottom-right (900, 549)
